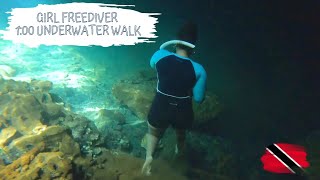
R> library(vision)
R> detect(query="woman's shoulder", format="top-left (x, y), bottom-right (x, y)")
top-left (190, 60), bottom-right (206, 76)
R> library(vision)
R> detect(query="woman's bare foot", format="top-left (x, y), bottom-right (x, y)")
top-left (141, 156), bottom-right (153, 176)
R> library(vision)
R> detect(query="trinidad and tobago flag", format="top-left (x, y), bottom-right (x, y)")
top-left (261, 143), bottom-right (310, 175)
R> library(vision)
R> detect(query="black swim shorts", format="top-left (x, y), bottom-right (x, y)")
top-left (147, 92), bottom-right (194, 130)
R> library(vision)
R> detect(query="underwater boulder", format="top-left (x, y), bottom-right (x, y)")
top-left (1, 93), bottom-right (44, 135)
top-left (0, 142), bottom-right (73, 180)
top-left (0, 78), bottom-right (117, 179)
top-left (0, 79), bottom-right (79, 163)
top-left (43, 102), bottom-right (65, 120)
top-left (0, 78), bottom-right (30, 94)
top-left (59, 113), bottom-right (104, 156)
top-left (1, 78), bottom-right (104, 156)
top-left (94, 109), bottom-right (126, 130)
top-left (59, 134), bottom-right (81, 160)
top-left (119, 137), bottom-right (131, 152)
top-left (101, 109), bottom-right (126, 125)
top-left (192, 92), bottom-right (222, 125)
top-left (30, 79), bottom-right (53, 92)
top-left (0, 80), bottom-right (47, 135)
top-left (0, 142), bottom-right (45, 179)
top-left (28, 151), bottom-right (73, 179)
top-left (112, 82), bottom-right (155, 120)
top-left (93, 109), bottom-right (129, 151)
top-left (0, 127), bottom-right (19, 147)
top-left (3, 125), bottom-right (78, 162)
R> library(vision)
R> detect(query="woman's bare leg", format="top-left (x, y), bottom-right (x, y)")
top-left (141, 123), bottom-right (163, 175)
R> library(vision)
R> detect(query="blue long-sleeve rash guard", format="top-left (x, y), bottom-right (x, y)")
top-left (150, 49), bottom-right (207, 103)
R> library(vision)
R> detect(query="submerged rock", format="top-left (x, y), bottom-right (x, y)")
top-left (1, 78), bottom-right (104, 152)
top-left (119, 137), bottom-right (131, 152)
top-left (95, 109), bottom-right (126, 130)
top-left (1, 93), bottom-right (44, 135)
top-left (0, 143), bottom-right (73, 180)
top-left (0, 78), bottom-right (102, 179)
top-left (112, 82), bottom-right (155, 120)
top-left (59, 114), bottom-right (103, 154)
top-left (43, 102), bottom-right (65, 119)
top-left (2, 125), bottom-right (79, 164)
top-left (0, 127), bottom-right (19, 147)
top-left (106, 109), bottom-right (126, 125)
top-left (30, 79), bottom-right (53, 92)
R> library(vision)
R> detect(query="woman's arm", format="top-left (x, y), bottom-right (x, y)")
top-left (192, 63), bottom-right (207, 104)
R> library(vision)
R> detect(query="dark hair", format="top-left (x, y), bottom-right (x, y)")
top-left (176, 21), bottom-right (198, 56)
